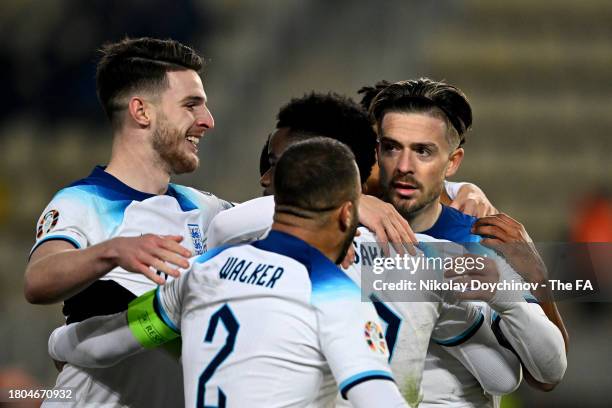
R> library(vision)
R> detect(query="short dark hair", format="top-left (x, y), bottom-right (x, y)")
top-left (274, 137), bottom-right (359, 215)
top-left (369, 78), bottom-right (472, 147)
top-left (357, 80), bottom-right (392, 111)
top-left (96, 37), bottom-right (203, 125)
top-left (276, 92), bottom-right (376, 184)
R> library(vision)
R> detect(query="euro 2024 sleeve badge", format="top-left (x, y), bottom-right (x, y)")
top-left (37, 209), bottom-right (59, 239)
top-left (364, 321), bottom-right (388, 355)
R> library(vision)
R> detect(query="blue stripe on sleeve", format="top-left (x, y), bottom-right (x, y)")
top-left (433, 312), bottom-right (485, 347)
top-left (339, 370), bottom-right (394, 399)
top-left (154, 287), bottom-right (180, 333)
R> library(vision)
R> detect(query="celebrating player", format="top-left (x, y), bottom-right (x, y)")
top-left (26, 37), bottom-right (234, 407)
top-left (206, 92), bottom-right (524, 407)
top-left (369, 78), bottom-right (568, 406)
top-left (49, 138), bottom-right (412, 408)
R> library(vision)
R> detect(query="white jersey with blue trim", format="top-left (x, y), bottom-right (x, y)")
top-left (338, 228), bottom-right (483, 408)
top-left (156, 230), bottom-right (394, 408)
top-left (33, 166), bottom-right (231, 408)
top-left (32, 166), bottom-right (232, 301)
top-left (419, 207), bottom-right (537, 408)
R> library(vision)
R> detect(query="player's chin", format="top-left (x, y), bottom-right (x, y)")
top-left (173, 155), bottom-right (199, 174)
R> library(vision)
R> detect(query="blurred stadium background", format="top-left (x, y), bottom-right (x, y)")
top-left (0, 0), bottom-right (610, 406)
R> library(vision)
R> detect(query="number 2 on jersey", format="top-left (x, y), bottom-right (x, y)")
top-left (197, 304), bottom-right (240, 408)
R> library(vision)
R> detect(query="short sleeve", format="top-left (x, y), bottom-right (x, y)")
top-left (30, 189), bottom-right (92, 256)
top-left (312, 265), bottom-right (394, 399)
top-left (156, 270), bottom-right (190, 333)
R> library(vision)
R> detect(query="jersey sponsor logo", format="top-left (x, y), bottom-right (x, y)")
top-left (364, 321), bottom-right (388, 355)
top-left (37, 209), bottom-right (59, 238)
top-left (188, 223), bottom-right (205, 255)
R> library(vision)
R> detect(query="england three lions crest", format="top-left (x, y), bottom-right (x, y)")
top-left (188, 224), bottom-right (206, 255)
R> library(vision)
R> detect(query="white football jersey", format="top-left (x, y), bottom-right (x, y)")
top-left (33, 166), bottom-right (231, 408)
top-left (156, 230), bottom-right (394, 408)
top-left (207, 197), bottom-right (483, 408)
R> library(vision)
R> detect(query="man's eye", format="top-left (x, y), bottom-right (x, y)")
top-left (381, 143), bottom-right (399, 152)
top-left (416, 147), bottom-right (431, 156)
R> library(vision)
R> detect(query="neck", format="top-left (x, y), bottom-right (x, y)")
top-left (271, 213), bottom-right (343, 263)
top-left (408, 200), bottom-right (443, 233)
top-left (105, 130), bottom-right (171, 195)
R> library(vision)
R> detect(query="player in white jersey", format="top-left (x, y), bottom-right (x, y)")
top-left (206, 196), bottom-right (523, 407)
top-left (369, 79), bottom-right (567, 407)
top-left (25, 38), bottom-right (231, 407)
top-left (49, 138), bottom-right (411, 407)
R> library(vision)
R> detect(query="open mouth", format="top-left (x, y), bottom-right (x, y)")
top-left (186, 135), bottom-right (200, 150)
top-left (393, 181), bottom-right (419, 197)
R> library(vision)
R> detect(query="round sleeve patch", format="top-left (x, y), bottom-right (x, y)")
top-left (365, 321), bottom-right (388, 355)
top-left (37, 209), bottom-right (59, 238)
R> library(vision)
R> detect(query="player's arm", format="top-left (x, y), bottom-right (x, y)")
top-left (473, 214), bottom-right (569, 390)
top-left (347, 380), bottom-right (408, 408)
top-left (433, 302), bottom-right (522, 396)
top-left (49, 278), bottom-right (185, 368)
top-left (25, 235), bottom-right (190, 304)
top-left (443, 181), bottom-right (497, 217)
top-left (207, 195), bottom-right (275, 248)
top-left (446, 253), bottom-right (567, 389)
top-left (313, 270), bottom-right (408, 407)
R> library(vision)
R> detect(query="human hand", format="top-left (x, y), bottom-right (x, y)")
top-left (107, 234), bottom-right (192, 285)
top-left (450, 183), bottom-right (497, 217)
top-left (359, 195), bottom-right (417, 256)
top-left (472, 213), bottom-right (546, 285)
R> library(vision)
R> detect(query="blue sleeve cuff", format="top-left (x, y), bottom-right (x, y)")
top-left (339, 370), bottom-right (394, 399)
top-left (433, 312), bottom-right (485, 347)
top-left (29, 235), bottom-right (81, 259)
top-left (154, 287), bottom-right (180, 334)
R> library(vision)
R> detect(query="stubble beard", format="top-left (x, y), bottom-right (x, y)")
top-left (382, 179), bottom-right (444, 224)
top-left (152, 119), bottom-right (199, 175)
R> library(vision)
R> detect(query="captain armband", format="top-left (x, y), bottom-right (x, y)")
top-left (127, 290), bottom-right (179, 348)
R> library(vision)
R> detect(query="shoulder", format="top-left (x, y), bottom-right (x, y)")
top-left (310, 253), bottom-right (361, 305)
top-left (425, 206), bottom-right (480, 243)
top-left (207, 196), bottom-right (275, 248)
top-left (168, 184), bottom-right (233, 213)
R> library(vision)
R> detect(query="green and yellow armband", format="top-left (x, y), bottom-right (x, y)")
top-left (127, 289), bottom-right (179, 348)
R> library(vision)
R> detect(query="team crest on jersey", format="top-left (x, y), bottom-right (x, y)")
top-left (37, 209), bottom-right (59, 238)
top-left (188, 224), bottom-right (205, 255)
top-left (364, 321), bottom-right (387, 355)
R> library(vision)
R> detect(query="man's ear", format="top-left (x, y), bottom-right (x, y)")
top-left (338, 201), bottom-right (354, 232)
top-left (127, 97), bottom-right (152, 128)
top-left (445, 147), bottom-right (464, 178)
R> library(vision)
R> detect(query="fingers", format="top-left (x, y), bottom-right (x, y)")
top-left (472, 224), bottom-right (509, 242)
top-left (478, 237), bottom-right (504, 252)
top-left (373, 226), bottom-right (391, 257)
top-left (154, 247), bottom-right (190, 270)
top-left (134, 261), bottom-right (167, 285)
top-left (449, 200), bottom-right (462, 211)
top-left (381, 203), bottom-right (417, 256)
top-left (157, 236), bottom-right (192, 258)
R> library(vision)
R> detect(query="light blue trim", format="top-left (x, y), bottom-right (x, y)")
top-left (433, 312), bottom-right (485, 346)
top-left (155, 287), bottom-right (180, 333)
top-left (339, 370), bottom-right (393, 393)
top-left (30, 235), bottom-right (81, 258)
top-left (39, 234), bottom-right (81, 248)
